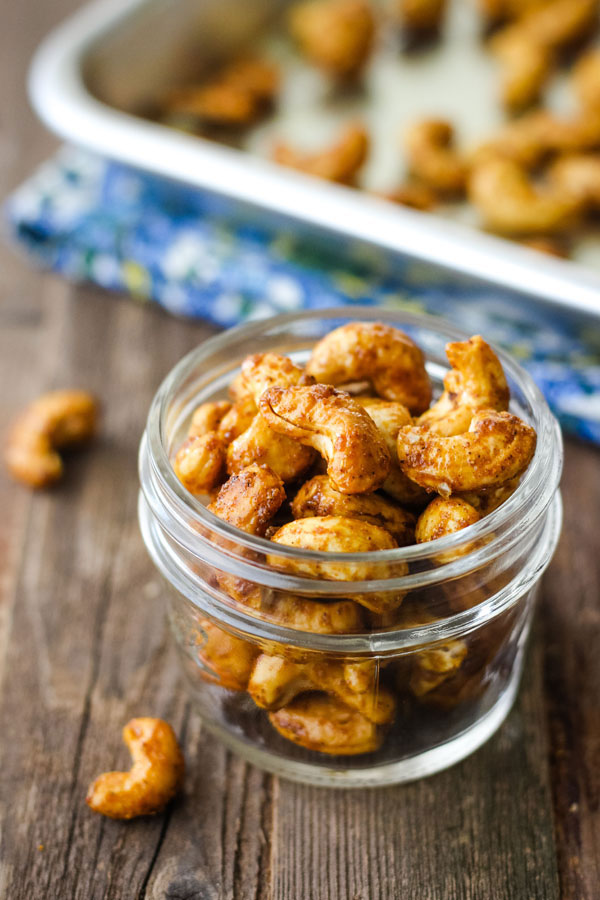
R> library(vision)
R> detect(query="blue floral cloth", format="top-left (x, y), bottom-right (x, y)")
top-left (5, 146), bottom-right (600, 442)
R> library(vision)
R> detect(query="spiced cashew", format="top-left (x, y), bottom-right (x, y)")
top-left (548, 154), bottom-right (600, 209)
top-left (288, 0), bottom-right (375, 79)
top-left (86, 718), bottom-right (184, 819)
top-left (5, 389), bottom-right (98, 489)
top-left (273, 123), bottom-right (369, 185)
top-left (195, 619), bottom-right (259, 690)
top-left (457, 476), bottom-right (521, 515)
top-left (417, 335), bottom-right (509, 436)
top-left (489, 26), bottom-right (552, 112)
top-left (208, 463), bottom-right (286, 536)
top-left (269, 516), bottom-right (405, 614)
top-left (397, 409), bottom-right (537, 497)
top-left (355, 398), bottom-right (430, 506)
top-left (187, 401), bottom-right (232, 439)
top-left (415, 496), bottom-right (481, 564)
top-left (269, 693), bottom-right (383, 754)
top-left (227, 413), bottom-right (316, 482)
top-left (472, 109), bottom-right (600, 170)
top-left (260, 384), bottom-right (391, 493)
top-left (404, 119), bottom-right (467, 196)
top-left (164, 57), bottom-right (278, 127)
top-left (248, 655), bottom-right (395, 723)
top-left (173, 433), bottom-right (227, 494)
top-left (292, 474), bottom-right (416, 545)
top-left (257, 593), bottom-right (365, 633)
top-left (517, 0), bottom-right (598, 51)
top-left (305, 322), bottom-right (432, 413)
top-left (396, 0), bottom-right (447, 34)
top-left (573, 49), bottom-right (600, 111)
top-left (468, 157), bottom-right (581, 236)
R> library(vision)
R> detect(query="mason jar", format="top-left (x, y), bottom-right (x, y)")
top-left (138, 307), bottom-right (563, 787)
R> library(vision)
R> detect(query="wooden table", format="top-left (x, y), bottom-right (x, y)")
top-left (1, 2), bottom-right (599, 897)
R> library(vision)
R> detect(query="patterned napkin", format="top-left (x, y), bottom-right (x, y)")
top-left (6, 146), bottom-right (600, 442)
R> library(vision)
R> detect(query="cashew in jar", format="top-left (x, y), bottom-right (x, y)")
top-left (269, 515), bottom-right (406, 614)
top-left (240, 352), bottom-right (314, 405)
top-left (305, 322), bottom-right (432, 413)
top-left (273, 123), bottom-right (369, 185)
top-left (227, 412), bottom-right (316, 483)
top-left (292, 474), bottom-right (416, 545)
top-left (355, 397), bottom-right (430, 506)
top-left (258, 592), bottom-right (366, 633)
top-left (86, 718), bottom-right (184, 819)
top-left (456, 476), bottom-right (521, 515)
top-left (207, 464), bottom-right (286, 606)
top-left (415, 496), bottom-right (481, 564)
top-left (288, 0), bottom-right (375, 78)
top-left (248, 655), bottom-right (396, 723)
top-left (195, 619), bottom-right (259, 690)
top-left (404, 119), bottom-right (467, 196)
top-left (397, 409), bottom-right (537, 497)
top-left (5, 389), bottom-right (98, 489)
top-left (173, 433), bottom-right (227, 494)
top-left (187, 401), bottom-right (232, 439)
top-left (468, 157), bottom-right (581, 235)
top-left (269, 693), bottom-right (383, 754)
top-left (260, 384), bottom-right (391, 494)
top-left (417, 335), bottom-right (509, 436)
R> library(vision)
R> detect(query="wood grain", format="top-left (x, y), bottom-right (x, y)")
top-left (0, 0), bottom-right (599, 897)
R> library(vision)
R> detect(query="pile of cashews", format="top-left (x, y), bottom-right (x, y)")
top-left (172, 321), bottom-right (537, 756)
top-left (158, 0), bottom-right (600, 256)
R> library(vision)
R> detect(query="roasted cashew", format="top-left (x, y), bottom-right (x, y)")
top-left (397, 409), bottom-right (537, 497)
top-left (410, 639), bottom-right (468, 698)
top-left (415, 496), bottom-right (481, 564)
top-left (208, 463), bottom-right (286, 537)
top-left (207, 464), bottom-right (286, 606)
top-left (379, 181), bottom-right (438, 211)
top-left (248, 654), bottom-right (395, 723)
top-left (468, 157), bottom-right (581, 235)
top-left (573, 49), bottom-right (600, 111)
top-left (5, 389), bottom-right (98, 489)
top-left (417, 335), bottom-right (509, 436)
top-left (292, 474), bottom-right (416, 545)
top-left (269, 693), bottom-right (382, 754)
top-left (472, 109), bottom-right (600, 170)
top-left (475, 0), bottom-right (551, 29)
top-left (173, 433), bottom-right (227, 494)
top-left (227, 413), bottom-right (316, 483)
top-left (489, 26), bottom-right (552, 112)
top-left (269, 516), bottom-right (406, 614)
top-left (305, 322), bottom-right (432, 413)
top-left (354, 397), bottom-right (429, 506)
top-left (195, 619), bottom-right (259, 690)
top-left (404, 120), bottom-right (467, 196)
top-left (519, 236), bottom-right (569, 257)
top-left (260, 384), bottom-right (391, 493)
top-left (456, 475), bottom-right (520, 515)
top-left (217, 395), bottom-right (257, 443)
top-left (240, 352), bottom-right (314, 406)
top-left (86, 718), bottom-right (184, 819)
top-left (396, 0), bottom-right (447, 34)
top-left (288, 0), bottom-right (375, 78)
top-left (164, 57), bottom-right (279, 127)
top-left (257, 593), bottom-right (365, 633)
top-left (187, 400), bottom-right (232, 439)
top-left (273, 123), bottom-right (369, 185)
top-left (517, 0), bottom-right (598, 51)
top-left (548, 154), bottom-right (600, 209)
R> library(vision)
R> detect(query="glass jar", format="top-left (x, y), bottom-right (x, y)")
top-left (138, 307), bottom-right (563, 787)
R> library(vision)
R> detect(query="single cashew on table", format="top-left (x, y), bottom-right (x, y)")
top-left (86, 718), bottom-right (185, 819)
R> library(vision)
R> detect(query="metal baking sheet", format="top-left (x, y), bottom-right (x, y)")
top-left (28, 0), bottom-right (600, 318)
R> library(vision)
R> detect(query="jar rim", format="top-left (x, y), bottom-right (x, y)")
top-left (143, 306), bottom-right (563, 567)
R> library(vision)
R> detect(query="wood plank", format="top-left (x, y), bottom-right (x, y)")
top-left (542, 443), bottom-right (600, 900)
